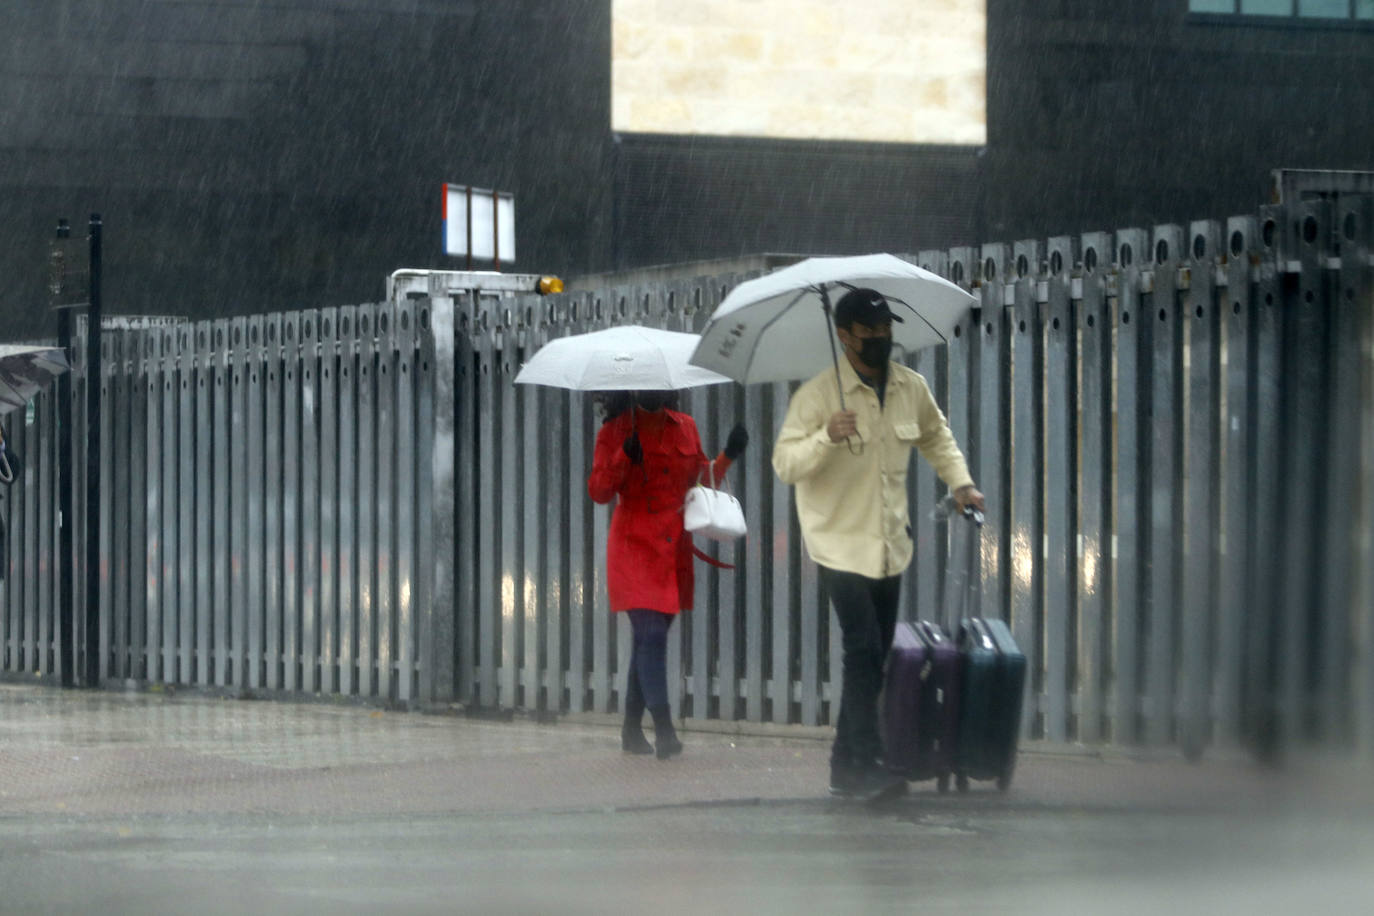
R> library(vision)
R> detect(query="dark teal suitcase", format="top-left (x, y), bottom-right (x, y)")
top-left (954, 616), bottom-right (1027, 791)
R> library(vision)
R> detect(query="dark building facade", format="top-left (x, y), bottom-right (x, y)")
top-left (981, 0), bottom-right (1374, 240)
top-left (0, 0), bottom-right (615, 337)
top-left (1, 1), bottom-right (1371, 337)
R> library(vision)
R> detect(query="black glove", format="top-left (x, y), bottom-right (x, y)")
top-left (723, 424), bottom-right (749, 460)
top-left (623, 431), bottom-right (643, 465)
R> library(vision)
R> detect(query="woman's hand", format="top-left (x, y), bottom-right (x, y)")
top-left (723, 424), bottom-right (748, 460)
top-left (623, 431), bottom-right (643, 464)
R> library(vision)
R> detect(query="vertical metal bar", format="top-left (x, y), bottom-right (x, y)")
top-left (144, 331), bottom-right (163, 684)
top-left (110, 333), bottom-right (132, 680)
top-left (742, 383), bottom-right (766, 722)
top-left (475, 301), bottom-right (498, 708)
top-left (96, 340), bottom-right (114, 681)
top-left (83, 214), bottom-right (102, 687)
top-left (300, 312), bottom-right (322, 695)
top-left (280, 316), bottom-right (301, 694)
top-left (229, 319), bottom-right (251, 689)
top-left (1010, 243), bottom-right (1043, 738)
top-left (71, 327), bottom-right (88, 680)
top-left (1340, 196), bottom-right (1374, 758)
top-left (18, 408), bottom-right (34, 672)
top-left (246, 318), bottom-right (266, 689)
top-left (355, 310), bottom-right (376, 698)
top-left (159, 329), bottom-right (178, 684)
top-left (195, 325), bottom-right (214, 686)
top-left (424, 297), bottom-right (456, 704)
top-left (337, 307), bottom-right (359, 697)
top-left (1277, 202), bottom-right (1330, 749)
top-left (414, 301), bottom-right (438, 704)
top-left (453, 296), bottom-right (477, 705)
top-left (211, 321), bottom-right (231, 688)
top-left (1112, 228), bottom-right (1149, 745)
top-left (1246, 212), bottom-right (1284, 759)
top-left (566, 344), bottom-right (590, 713)
top-left (1077, 245), bottom-right (1111, 746)
top-left (1321, 208), bottom-right (1362, 747)
top-left (54, 221), bottom-right (75, 685)
top-left (800, 555), bottom-right (822, 727)
top-left (542, 373), bottom-right (566, 712)
top-left (38, 391), bottom-right (55, 677)
top-left (263, 318), bottom-right (283, 691)
top-left (498, 309), bottom-right (519, 710)
top-left (911, 345), bottom-right (942, 623)
top-left (1146, 227), bottom-right (1184, 747)
top-left (394, 303), bottom-right (416, 704)
top-left (176, 329), bottom-right (195, 685)
top-left (374, 308), bottom-right (397, 702)
top-left (317, 309), bottom-right (339, 695)
top-left (1179, 221), bottom-right (1223, 759)
top-left (521, 314), bottom-right (546, 710)
top-left (1044, 254), bottom-right (1075, 744)
top-left (125, 336), bottom-right (146, 681)
top-left (945, 289), bottom-right (977, 628)
top-left (976, 286), bottom-right (1011, 627)
top-left (769, 383), bottom-right (794, 723)
top-left (1351, 193), bottom-right (1374, 759)
top-left (1216, 218), bottom-right (1257, 746)
top-left (710, 387), bottom-right (738, 721)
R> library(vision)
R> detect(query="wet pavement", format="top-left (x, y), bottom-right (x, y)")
top-left (3, 682), bottom-right (1373, 914)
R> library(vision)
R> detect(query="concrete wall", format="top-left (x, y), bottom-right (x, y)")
top-left (612, 0), bottom-right (986, 145)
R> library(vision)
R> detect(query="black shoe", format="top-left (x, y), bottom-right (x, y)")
top-left (649, 705), bottom-right (683, 760)
top-left (654, 725), bottom-right (683, 760)
top-left (622, 724), bottom-right (654, 755)
top-left (829, 763), bottom-right (906, 803)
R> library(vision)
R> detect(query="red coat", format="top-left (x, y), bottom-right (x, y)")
top-left (587, 407), bottom-right (732, 614)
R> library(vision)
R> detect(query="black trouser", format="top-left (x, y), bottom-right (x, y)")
top-left (818, 567), bottom-right (902, 769)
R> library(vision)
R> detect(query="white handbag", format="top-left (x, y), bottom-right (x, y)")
top-left (682, 464), bottom-right (747, 541)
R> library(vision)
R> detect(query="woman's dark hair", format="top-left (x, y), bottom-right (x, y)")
top-left (594, 390), bottom-right (681, 423)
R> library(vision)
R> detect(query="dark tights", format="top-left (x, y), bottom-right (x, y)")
top-left (626, 609), bottom-right (674, 711)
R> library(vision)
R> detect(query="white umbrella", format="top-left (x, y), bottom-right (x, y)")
top-left (0, 345), bottom-right (70, 414)
top-left (689, 254), bottom-right (976, 397)
top-left (514, 325), bottom-right (732, 391)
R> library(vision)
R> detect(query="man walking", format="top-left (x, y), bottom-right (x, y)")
top-left (772, 287), bottom-right (984, 801)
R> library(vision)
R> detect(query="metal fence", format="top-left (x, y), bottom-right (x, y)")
top-left (2, 190), bottom-right (1371, 760)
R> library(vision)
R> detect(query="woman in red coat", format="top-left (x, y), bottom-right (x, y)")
top-left (588, 390), bottom-right (747, 758)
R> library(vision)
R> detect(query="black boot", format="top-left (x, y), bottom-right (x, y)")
top-left (649, 704), bottom-right (683, 760)
top-left (622, 668), bottom-right (653, 755)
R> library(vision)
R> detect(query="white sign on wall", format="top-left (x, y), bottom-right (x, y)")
top-left (443, 184), bottom-right (516, 265)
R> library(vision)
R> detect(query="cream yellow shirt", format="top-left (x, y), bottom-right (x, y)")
top-left (772, 357), bottom-right (974, 579)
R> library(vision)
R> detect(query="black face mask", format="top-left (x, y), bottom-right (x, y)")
top-left (636, 392), bottom-right (669, 412)
top-left (857, 336), bottom-right (893, 368)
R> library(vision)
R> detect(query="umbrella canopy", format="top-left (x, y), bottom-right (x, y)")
top-left (689, 253), bottom-right (976, 386)
top-left (0, 345), bottom-right (71, 415)
top-left (513, 325), bottom-right (733, 391)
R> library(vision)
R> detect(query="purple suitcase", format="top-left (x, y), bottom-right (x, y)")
top-left (883, 620), bottom-right (961, 789)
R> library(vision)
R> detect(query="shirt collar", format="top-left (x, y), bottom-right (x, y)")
top-left (834, 353), bottom-right (906, 397)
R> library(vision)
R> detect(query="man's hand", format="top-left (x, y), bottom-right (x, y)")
top-left (826, 409), bottom-right (858, 443)
top-left (953, 485), bottom-right (985, 513)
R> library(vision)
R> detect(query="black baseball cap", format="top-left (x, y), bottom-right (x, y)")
top-left (833, 288), bottom-right (905, 328)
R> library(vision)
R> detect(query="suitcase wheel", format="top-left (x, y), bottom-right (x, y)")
top-left (955, 773), bottom-right (970, 794)
top-left (937, 773), bottom-right (950, 794)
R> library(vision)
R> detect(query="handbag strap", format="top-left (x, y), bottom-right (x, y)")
top-left (690, 544), bottom-right (735, 570)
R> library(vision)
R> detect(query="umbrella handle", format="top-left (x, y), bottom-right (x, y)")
top-left (820, 287), bottom-right (864, 454)
top-left (819, 287), bottom-right (847, 413)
